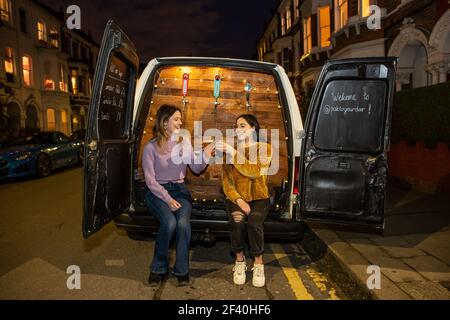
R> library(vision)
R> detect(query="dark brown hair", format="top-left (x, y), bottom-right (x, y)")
top-left (236, 114), bottom-right (260, 142)
top-left (152, 104), bottom-right (182, 149)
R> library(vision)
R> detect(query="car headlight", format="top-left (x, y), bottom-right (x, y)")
top-left (14, 152), bottom-right (33, 161)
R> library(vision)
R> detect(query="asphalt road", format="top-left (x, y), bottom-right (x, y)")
top-left (0, 167), bottom-right (368, 300)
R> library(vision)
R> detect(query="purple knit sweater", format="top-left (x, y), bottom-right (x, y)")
top-left (142, 138), bottom-right (208, 204)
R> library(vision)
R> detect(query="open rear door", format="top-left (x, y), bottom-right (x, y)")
top-left (298, 58), bottom-right (397, 229)
top-left (83, 21), bottom-right (139, 238)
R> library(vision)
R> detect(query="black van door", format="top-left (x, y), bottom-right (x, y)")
top-left (298, 58), bottom-right (397, 229)
top-left (83, 21), bottom-right (139, 238)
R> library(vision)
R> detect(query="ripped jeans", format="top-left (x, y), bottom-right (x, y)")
top-left (225, 198), bottom-right (270, 257)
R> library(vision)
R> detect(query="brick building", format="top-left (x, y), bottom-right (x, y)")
top-left (257, 0), bottom-right (450, 115)
top-left (0, 0), bottom-right (99, 140)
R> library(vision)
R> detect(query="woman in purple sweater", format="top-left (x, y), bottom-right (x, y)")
top-left (142, 104), bottom-right (214, 286)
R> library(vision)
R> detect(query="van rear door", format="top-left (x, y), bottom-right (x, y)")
top-left (298, 58), bottom-right (397, 229)
top-left (83, 21), bottom-right (139, 238)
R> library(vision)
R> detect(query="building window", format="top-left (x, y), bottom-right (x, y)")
top-left (44, 79), bottom-right (55, 90)
top-left (0, 0), bottom-right (10, 24)
top-left (286, 8), bottom-right (291, 31)
top-left (303, 17), bottom-right (312, 55)
top-left (59, 64), bottom-right (66, 91)
top-left (50, 29), bottom-right (59, 48)
top-left (319, 6), bottom-right (331, 48)
top-left (294, 0), bottom-right (299, 20)
top-left (335, 0), bottom-right (348, 30)
top-left (71, 69), bottom-right (78, 94)
top-left (61, 110), bottom-right (68, 135)
top-left (22, 55), bottom-right (32, 87)
top-left (47, 108), bottom-right (56, 131)
top-left (281, 14), bottom-right (286, 36)
top-left (19, 9), bottom-right (27, 33)
top-left (37, 21), bottom-right (47, 42)
top-left (361, 0), bottom-right (374, 18)
top-left (4, 47), bottom-right (15, 82)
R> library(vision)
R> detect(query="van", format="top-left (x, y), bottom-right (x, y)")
top-left (82, 21), bottom-right (397, 243)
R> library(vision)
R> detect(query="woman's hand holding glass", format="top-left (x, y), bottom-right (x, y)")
top-left (215, 140), bottom-right (236, 157)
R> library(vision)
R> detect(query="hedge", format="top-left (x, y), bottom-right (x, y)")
top-left (391, 81), bottom-right (450, 148)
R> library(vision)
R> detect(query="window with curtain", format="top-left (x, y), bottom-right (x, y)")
top-left (0, 0), bottom-right (10, 24)
top-left (319, 6), bottom-right (331, 48)
top-left (61, 110), bottom-right (68, 135)
top-left (50, 28), bottom-right (59, 48)
top-left (336, 0), bottom-right (348, 30)
top-left (22, 55), bottom-right (32, 86)
top-left (303, 17), bottom-right (312, 54)
top-left (47, 108), bottom-right (56, 131)
top-left (361, 0), bottom-right (375, 17)
top-left (4, 47), bottom-right (15, 82)
top-left (37, 21), bottom-right (47, 42)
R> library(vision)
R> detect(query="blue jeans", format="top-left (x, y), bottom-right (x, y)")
top-left (145, 182), bottom-right (192, 277)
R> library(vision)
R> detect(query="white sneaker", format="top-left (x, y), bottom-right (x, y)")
top-left (232, 259), bottom-right (247, 285)
top-left (252, 264), bottom-right (265, 287)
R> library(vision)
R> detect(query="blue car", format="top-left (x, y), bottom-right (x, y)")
top-left (0, 131), bottom-right (83, 180)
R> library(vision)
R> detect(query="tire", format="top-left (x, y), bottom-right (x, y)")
top-left (126, 231), bottom-right (153, 241)
top-left (36, 153), bottom-right (51, 177)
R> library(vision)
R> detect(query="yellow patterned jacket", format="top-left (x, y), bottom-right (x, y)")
top-left (222, 142), bottom-right (272, 204)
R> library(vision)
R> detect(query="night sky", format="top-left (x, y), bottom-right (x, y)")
top-left (38, 0), bottom-right (277, 62)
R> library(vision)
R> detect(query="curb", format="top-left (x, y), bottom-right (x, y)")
top-left (305, 222), bottom-right (413, 300)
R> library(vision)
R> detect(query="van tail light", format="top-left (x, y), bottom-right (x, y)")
top-left (293, 157), bottom-right (300, 195)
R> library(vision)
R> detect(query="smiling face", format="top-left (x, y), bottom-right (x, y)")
top-left (164, 111), bottom-right (182, 136)
top-left (235, 117), bottom-right (255, 142)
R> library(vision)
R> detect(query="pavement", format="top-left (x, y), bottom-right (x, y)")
top-left (306, 178), bottom-right (450, 300)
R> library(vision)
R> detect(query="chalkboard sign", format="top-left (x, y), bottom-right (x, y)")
top-left (314, 80), bottom-right (387, 153)
top-left (98, 55), bottom-right (130, 139)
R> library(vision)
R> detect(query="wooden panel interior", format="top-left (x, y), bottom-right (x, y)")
top-left (137, 66), bottom-right (289, 202)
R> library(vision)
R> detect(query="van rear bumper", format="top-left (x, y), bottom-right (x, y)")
top-left (113, 213), bottom-right (306, 240)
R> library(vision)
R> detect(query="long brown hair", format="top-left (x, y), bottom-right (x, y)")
top-left (152, 104), bottom-right (182, 149)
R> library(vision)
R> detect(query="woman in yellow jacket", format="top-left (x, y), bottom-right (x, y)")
top-left (215, 114), bottom-right (272, 288)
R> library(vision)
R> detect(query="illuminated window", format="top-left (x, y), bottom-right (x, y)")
top-left (286, 8), bottom-right (291, 31)
top-left (50, 28), bottom-right (59, 48)
top-left (4, 47), bottom-right (15, 82)
top-left (59, 64), bottom-right (66, 91)
top-left (319, 6), bottom-right (331, 48)
top-left (281, 15), bottom-right (286, 36)
top-left (303, 17), bottom-right (312, 55)
top-left (44, 79), bottom-right (55, 90)
top-left (0, 0), bottom-right (10, 24)
top-left (361, 0), bottom-right (374, 17)
top-left (37, 21), bottom-right (46, 42)
top-left (71, 69), bottom-right (78, 94)
top-left (61, 110), bottom-right (68, 135)
top-left (335, 0), bottom-right (348, 30)
top-left (47, 108), bottom-right (56, 131)
top-left (293, 0), bottom-right (299, 20)
top-left (22, 55), bottom-right (32, 86)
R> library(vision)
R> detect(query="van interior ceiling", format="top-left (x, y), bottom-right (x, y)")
top-left (134, 65), bottom-right (289, 218)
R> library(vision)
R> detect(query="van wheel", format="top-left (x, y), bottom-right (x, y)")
top-left (126, 231), bottom-right (152, 241)
top-left (36, 154), bottom-right (51, 177)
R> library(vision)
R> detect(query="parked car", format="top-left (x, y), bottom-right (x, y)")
top-left (70, 129), bottom-right (86, 164)
top-left (83, 21), bottom-right (397, 243)
top-left (0, 131), bottom-right (82, 180)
